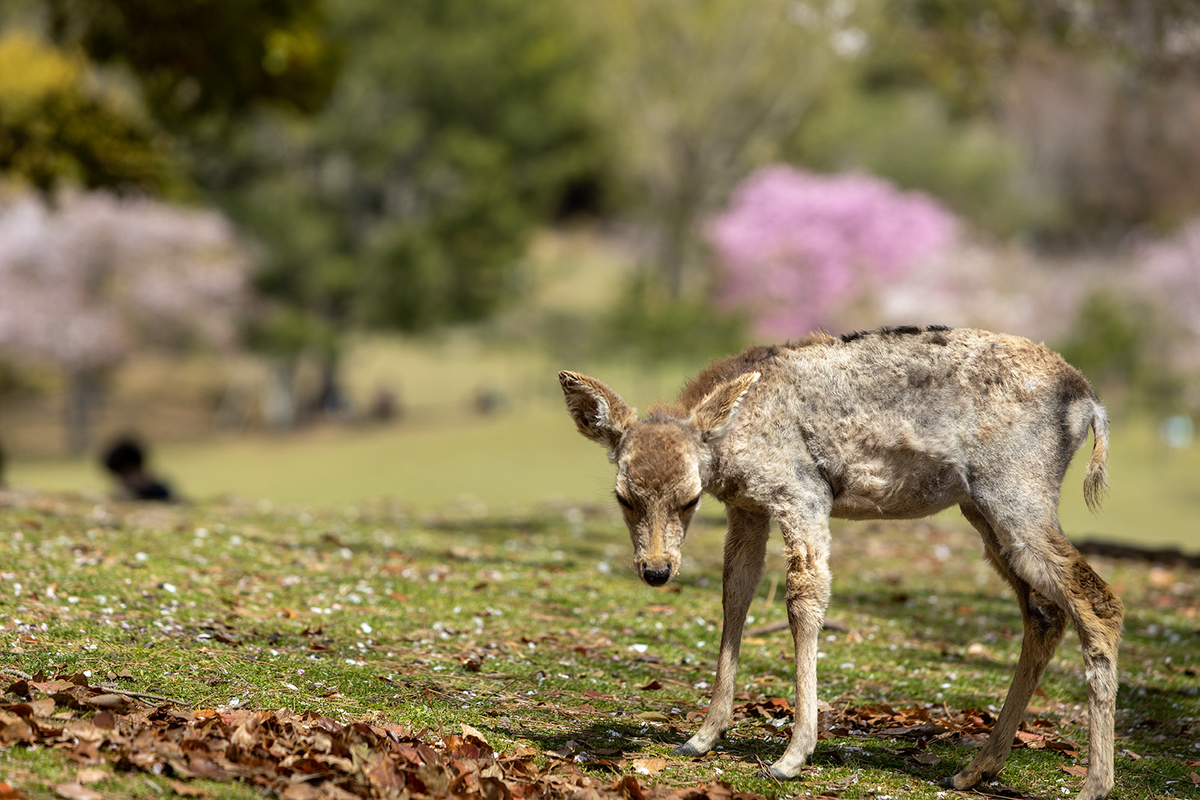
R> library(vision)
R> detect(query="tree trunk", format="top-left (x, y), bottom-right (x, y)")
top-left (64, 368), bottom-right (100, 455)
top-left (316, 353), bottom-right (349, 419)
top-left (263, 358), bottom-right (298, 429)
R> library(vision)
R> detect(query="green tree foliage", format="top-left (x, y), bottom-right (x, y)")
top-left (1056, 292), bottom-right (1183, 413)
top-left (873, 1), bottom-right (1200, 238)
top-left (1, 1), bottom-right (340, 196)
top-left (581, 0), bottom-right (846, 298)
top-left (600, 276), bottom-right (748, 367)
top-left (50, 0), bottom-right (339, 127)
top-left (0, 32), bottom-right (174, 194)
top-left (237, 0), bottom-right (602, 344)
top-left (794, 86), bottom-right (1060, 237)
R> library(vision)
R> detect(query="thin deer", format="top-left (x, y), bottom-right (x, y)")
top-left (559, 326), bottom-right (1122, 800)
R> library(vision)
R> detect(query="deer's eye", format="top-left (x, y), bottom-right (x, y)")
top-left (681, 494), bottom-right (701, 513)
top-left (615, 493), bottom-right (634, 511)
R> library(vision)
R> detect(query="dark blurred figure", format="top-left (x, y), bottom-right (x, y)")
top-left (473, 386), bottom-right (508, 416)
top-left (102, 437), bottom-right (174, 501)
top-left (369, 385), bottom-right (401, 423)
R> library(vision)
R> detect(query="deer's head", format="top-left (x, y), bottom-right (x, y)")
top-left (558, 370), bottom-right (759, 586)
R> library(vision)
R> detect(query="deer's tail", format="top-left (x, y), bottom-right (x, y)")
top-left (1083, 404), bottom-right (1110, 514)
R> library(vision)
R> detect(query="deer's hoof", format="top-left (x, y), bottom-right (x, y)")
top-left (766, 761), bottom-right (803, 781)
top-left (938, 770), bottom-right (993, 792)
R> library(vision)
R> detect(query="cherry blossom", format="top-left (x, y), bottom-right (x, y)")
top-left (707, 166), bottom-right (959, 336)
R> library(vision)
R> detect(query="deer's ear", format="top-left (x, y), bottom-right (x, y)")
top-left (558, 371), bottom-right (636, 459)
top-left (689, 371), bottom-right (760, 443)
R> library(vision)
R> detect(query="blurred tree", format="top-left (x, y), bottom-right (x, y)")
top-left (58, 0), bottom-right (338, 125)
top-left (707, 165), bottom-right (958, 337)
top-left (1, 0), bottom-right (340, 196)
top-left (877, 0), bottom-right (1200, 239)
top-left (0, 189), bottom-right (248, 452)
top-left (581, 0), bottom-right (856, 298)
top-left (793, 88), bottom-right (1042, 237)
top-left (1056, 293), bottom-right (1156, 410)
top-left (0, 32), bottom-right (175, 195)
top-left (226, 0), bottom-right (604, 416)
top-left (886, 0), bottom-right (1200, 111)
top-left (52, 0), bottom-right (342, 194)
top-left (1141, 221), bottom-right (1200, 345)
top-left (600, 274), bottom-right (748, 367)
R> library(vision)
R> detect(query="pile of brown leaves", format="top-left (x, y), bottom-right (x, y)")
top-left (1, 674), bottom-right (772, 800)
top-left (736, 696), bottom-right (1079, 756)
top-left (1, 672), bottom-right (1086, 800)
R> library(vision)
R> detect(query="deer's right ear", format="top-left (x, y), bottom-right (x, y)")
top-left (558, 371), bottom-right (635, 460)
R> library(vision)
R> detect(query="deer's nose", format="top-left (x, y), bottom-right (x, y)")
top-left (641, 565), bottom-right (673, 586)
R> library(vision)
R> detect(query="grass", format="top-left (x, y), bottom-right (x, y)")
top-left (9, 400), bottom-right (1200, 552)
top-left (1, 492), bottom-right (1197, 799)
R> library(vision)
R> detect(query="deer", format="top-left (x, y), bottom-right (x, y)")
top-left (558, 326), bottom-right (1122, 800)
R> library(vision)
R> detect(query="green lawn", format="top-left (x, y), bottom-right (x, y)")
top-left (9, 402), bottom-right (1200, 551)
top-left (0, 494), bottom-right (1196, 799)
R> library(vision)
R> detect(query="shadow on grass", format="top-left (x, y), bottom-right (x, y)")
top-left (483, 718), bottom-right (671, 756)
top-left (482, 715), bottom-right (1063, 798)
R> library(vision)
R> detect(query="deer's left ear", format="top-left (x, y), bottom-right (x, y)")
top-left (689, 371), bottom-right (760, 443)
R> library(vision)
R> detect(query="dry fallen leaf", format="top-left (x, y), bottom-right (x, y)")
top-left (630, 757), bottom-right (667, 776)
top-left (168, 780), bottom-right (210, 797)
top-left (1060, 764), bottom-right (1089, 778)
top-left (52, 784), bottom-right (103, 800)
top-left (0, 672), bottom-right (1098, 800)
top-left (460, 723), bottom-right (490, 747)
top-left (73, 769), bottom-right (107, 786)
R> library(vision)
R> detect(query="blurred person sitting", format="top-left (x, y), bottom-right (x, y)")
top-left (101, 437), bottom-right (174, 502)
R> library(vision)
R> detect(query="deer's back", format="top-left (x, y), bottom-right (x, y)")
top-left (700, 327), bottom-right (1098, 520)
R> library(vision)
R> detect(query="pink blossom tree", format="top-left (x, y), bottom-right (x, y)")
top-left (0, 189), bottom-right (249, 453)
top-left (706, 166), bottom-right (959, 337)
top-left (1141, 221), bottom-right (1200, 338)
top-left (1137, 220), bottom-right (1200, 376)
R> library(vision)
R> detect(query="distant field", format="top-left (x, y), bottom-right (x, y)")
top-left (1058, 414), bottom-right (1200, 550)
top-left (3, 229), bottom-right (1197, 550)
top-left (9, 402), bottom-right (1200, 552)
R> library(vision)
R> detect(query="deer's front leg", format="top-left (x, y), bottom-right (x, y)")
top-left (769, 511), bottom-right (832, 779)
top-left (675, 507), bottom-right (770, 757)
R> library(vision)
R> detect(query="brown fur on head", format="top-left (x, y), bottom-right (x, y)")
top-left (558, 370), bottom-right (759, 585)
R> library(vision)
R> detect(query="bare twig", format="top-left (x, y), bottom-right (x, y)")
top-left (744, 620), bottom-right (789, 638)
top-left (95, 683), bottom-right (186, 706)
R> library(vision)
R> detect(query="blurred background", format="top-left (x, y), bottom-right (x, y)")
top-left (0, 0), bottom-right (1196, 548)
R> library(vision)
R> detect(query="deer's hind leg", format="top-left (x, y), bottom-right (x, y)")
top-left (952, 498), bottom-right (1123, 800)
top-left (945, 501), bottom-right (1069, 791)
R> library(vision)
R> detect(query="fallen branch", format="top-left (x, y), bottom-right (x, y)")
top-left (94, 683), bottom-right (186, 706)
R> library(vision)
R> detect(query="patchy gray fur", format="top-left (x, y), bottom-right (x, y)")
top-left (559, 326), bottom-right (1122, 800)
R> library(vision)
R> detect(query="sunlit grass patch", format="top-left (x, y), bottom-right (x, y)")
top-left (1, 494), bottom-right (1197, 798)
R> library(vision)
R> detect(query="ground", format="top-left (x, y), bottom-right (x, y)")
top-left (1, 492), bottom-right (1197, 799)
